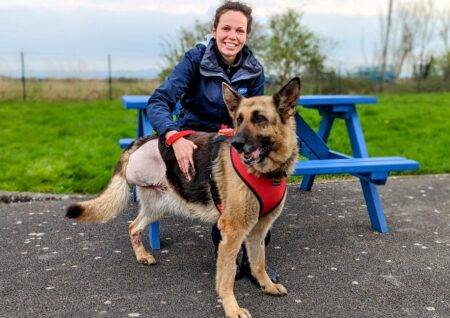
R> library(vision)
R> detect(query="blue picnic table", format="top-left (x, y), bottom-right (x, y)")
top-left (120, 95), bottom-right (419, 250)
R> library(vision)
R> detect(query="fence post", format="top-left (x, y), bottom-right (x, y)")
top-left (337, 62), bottom-right (342, 94)
top-left (107, 54), bottom-right (112, 100)
top-left (20, 51), bottom-right (26, 102)
top-left (379, 0), bottom-right (393, 93)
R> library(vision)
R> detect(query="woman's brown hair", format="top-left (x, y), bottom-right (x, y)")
top-left (213, 1), bottom-right (253, 34)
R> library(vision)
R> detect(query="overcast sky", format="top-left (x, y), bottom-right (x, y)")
top-left (0, 0), bottom-right (447, 77)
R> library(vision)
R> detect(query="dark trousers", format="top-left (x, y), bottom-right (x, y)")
top-left (211, 223), bottom-right (271, 256)
top-left (211, 223), bottom-right (279, 283)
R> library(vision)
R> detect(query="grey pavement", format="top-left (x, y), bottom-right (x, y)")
top-left (0, 175), bottom-right (449, 318)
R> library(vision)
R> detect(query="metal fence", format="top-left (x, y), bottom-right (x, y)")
top-left (0, 52), bottom-right (161, 101)
top-left (1, 52), bottom-right (449, 102)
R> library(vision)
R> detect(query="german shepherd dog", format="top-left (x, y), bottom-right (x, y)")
top-left (66, 77), bottom-right (301, 318)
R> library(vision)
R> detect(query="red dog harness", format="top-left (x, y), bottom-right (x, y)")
top-left (227, 147), bottom-right (287, 216)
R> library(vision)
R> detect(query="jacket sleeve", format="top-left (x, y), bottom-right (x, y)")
top-left (146, 48), bottom-right (201, 136)
top-left (247, 69), bottom-right (265, 97)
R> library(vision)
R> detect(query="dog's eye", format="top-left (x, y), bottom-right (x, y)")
top-left (251, 111), bottom-right (267, 124)
top-left (236, 113), bottom-right (243, 126)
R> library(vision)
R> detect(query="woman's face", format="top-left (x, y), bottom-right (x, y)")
top-left (212, 10), bottom-right (248, 64)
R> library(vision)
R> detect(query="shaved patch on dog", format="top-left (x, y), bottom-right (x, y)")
top-left (126, 139), bottom-right (166, 187)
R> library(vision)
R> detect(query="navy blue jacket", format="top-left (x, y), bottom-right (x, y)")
top-left (147, 38), bottom-right (264, 135)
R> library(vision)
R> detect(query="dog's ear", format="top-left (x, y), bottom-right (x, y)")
top-left (222, 82), bottom-right (242, 117)
top-left (273, 77), bottom-right (301, 121)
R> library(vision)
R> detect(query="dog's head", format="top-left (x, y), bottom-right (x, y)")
top-left (222, 78), bottom-right (301, 170)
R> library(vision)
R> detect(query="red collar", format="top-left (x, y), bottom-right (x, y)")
top-left (229, 147), bottom-right (287, 216)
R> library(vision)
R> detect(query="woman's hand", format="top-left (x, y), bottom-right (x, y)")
top-left (166, 131), bottom-right (198, 181)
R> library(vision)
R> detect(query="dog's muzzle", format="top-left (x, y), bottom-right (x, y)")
top-left (232, 133), bottom-right (271, 165)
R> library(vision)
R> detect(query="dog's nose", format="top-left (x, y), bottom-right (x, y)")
top-left (231, 135), bottom-right (245, 153)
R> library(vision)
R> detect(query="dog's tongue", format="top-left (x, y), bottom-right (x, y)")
top-left (243, 148), bottom-right (261, 164)
top-left (250, 148), bottom-right (261, 159)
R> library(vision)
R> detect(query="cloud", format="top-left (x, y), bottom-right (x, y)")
top-left (1, 0), bottom-right (445, 74)
top-left (1, 0), bottom-right (448, 17)
top-left (0, 0), bottom-right (214, 14)
top-left (0, 0), bottom-right (401, 16)
top-left (0, 0), bottom-right (385, 73)
top-left (252, 0), bottom-right (385, 17)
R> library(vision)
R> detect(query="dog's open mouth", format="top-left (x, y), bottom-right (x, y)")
top-left (243, 146), bottom-right (270, 165)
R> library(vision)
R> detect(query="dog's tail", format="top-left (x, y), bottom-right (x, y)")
top-left (66, 144), bottom-right (135, 222)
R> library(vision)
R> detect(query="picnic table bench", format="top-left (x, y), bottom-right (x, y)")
top-left (120, 95), bottom-right (419, 250)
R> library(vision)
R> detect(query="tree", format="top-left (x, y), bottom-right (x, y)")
top-left (389, 2), bottom-right (414, 79)
top-left (411, 0), bottom-right (436, 87)
top-left (379, 0), bottom-right (394, 92)
top-left (260, 9), bottom-right (325, 86)
top-left (158, 20), bottom-right (210, 81)
top-left (388, 0), bottom-right (437, 89)
top-left (439, 7), bottom-right (450, 52)
top-left (438, 6), bottom-right (450, 79)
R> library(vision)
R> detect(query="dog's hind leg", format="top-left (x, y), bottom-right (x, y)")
top-left (244, 212), bottom-right (287, 296)
top-left (128, 186), bottom-right (168, 265)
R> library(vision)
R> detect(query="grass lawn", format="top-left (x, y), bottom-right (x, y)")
top-left (0, 100), bottom-right (135, 193)
top-left (0, 93), bottom-right (449, 194)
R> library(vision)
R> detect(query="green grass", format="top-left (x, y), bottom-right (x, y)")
top-left (0, 93), bottom-right (449, 194)
top-left (0, 100), bottom-right (135, 193)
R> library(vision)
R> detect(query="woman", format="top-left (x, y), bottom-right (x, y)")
top-left (147, 1), bottom-right (278, 283)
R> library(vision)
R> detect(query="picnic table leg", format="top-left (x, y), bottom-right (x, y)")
top-left (300, 114), bottom-right (335, 191)
top-left (138, 110), bottom-right (154, 137)
top-left (148, 222), bottom-right (161, 251)
top-left (132, 183), bottom-right (160, 249)
top-left (360, 182), bottom-right (388, 233)
top-left (344, 106), bottom-right (368, 158)
top-left (345, 107), bottom-right (388, 233)
top-left (137, 110), bottom-right (144, 137)
top-left (137, 109), bottom-right (160, 249)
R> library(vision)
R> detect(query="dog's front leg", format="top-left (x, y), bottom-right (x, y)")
top-left (216, 217), bottom-right (252, 318)
top-left (245, 215), bottom-right (287, 296)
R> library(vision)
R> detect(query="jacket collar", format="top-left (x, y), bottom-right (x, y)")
top-left (200, 38), bottom-right (263, 83)
top-left (213, 41), bottom-right (243, 75)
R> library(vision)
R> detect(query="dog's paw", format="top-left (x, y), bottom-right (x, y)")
top-left (225, 307), bottom-right (252, 318)
top-left (137, 254), bottom-right (156, 265)
top-left (262, 283), bottom-right (288, 296)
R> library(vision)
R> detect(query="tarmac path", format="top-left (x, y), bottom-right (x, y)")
top-left (0, 175), bottom-right (449, 317)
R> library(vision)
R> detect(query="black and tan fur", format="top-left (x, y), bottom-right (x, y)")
top-left (66, 78), bottom-right (301, 318)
